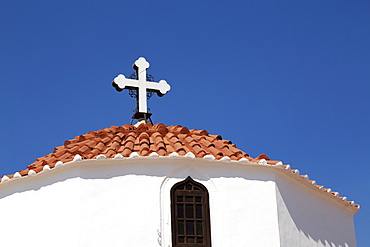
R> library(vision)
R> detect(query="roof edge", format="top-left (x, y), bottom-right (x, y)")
top-left (0, 151), bottom-right (359, 212)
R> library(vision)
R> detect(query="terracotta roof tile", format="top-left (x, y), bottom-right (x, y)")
top-left (106, 149), bottom-right (116, 157)
top-left (121, 147), bottom-right (131, 157)
top-left (0, 122), bottom-right (359, 210)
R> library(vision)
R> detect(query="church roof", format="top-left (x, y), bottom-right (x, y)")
top-left (4, 123), bottom-right (277, 176)
top-left (0, 122), bottom-right (359, 210)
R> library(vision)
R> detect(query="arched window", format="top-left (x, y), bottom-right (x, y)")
top-left (171, 176), bottom-right (211, 247)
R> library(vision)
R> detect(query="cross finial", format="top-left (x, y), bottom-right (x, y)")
top-left (112, 57), bottom-right (171, 122)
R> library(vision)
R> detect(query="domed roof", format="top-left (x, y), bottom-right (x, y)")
top-left (0, 122), bottom-right (359, 210)
top-left (9, 123), bottom-right (277, 177)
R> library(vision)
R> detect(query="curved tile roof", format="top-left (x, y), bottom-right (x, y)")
top-left (14, 123), bottom-right (277, 177)
top-left (0, 122), bottom-right (359, 210)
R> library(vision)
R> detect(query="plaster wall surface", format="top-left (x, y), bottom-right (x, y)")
top-left (159, 158), bottom-right (281, 247)
top-left (0, 158), bottom-right (354, 247)
top-left (0, 166), bottom-right (80, 246)
top-left (275, 172), bottom-right (356, 247)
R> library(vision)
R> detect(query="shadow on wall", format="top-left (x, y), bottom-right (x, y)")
top-left (276, 174), bottom-right (355, 247)
top-left (0, 165), bottom-right (77, 200)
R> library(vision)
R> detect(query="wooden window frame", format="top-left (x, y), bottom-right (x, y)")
top-left (171, 176), bottom-right (211, 247)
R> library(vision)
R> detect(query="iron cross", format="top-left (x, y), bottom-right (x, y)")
top-left (112, 57), bottom-right (171, 113)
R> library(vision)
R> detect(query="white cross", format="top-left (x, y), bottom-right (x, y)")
top-left (112, 57), bottom-right (171, 113)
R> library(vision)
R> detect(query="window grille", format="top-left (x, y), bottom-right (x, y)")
top-left (171, 176), bottom-right (211, 247)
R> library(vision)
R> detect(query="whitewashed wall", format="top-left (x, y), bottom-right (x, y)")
top-left (275, 173), bottom-right (356, 247)
top-left (0, 157), bottom-right (356, 247)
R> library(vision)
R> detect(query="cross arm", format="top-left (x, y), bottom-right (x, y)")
top-left (112, 74), bottom-right (139, 92)
top-left (146, 80), bottom-right (171, 96)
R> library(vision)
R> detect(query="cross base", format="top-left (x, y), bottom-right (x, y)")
top-left (130, 112), bottom-right (153, 125)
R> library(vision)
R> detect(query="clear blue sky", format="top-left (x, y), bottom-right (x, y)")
top-left (1, 1), bottom-right (369, 245)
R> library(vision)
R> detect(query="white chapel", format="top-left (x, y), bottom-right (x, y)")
top-left (0, 58), bottom-right (359, 247)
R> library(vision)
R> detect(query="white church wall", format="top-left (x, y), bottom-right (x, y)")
top-left (0, 166), bottom-right (80, 246)
top-left (76, 158), bottom-right (282, 247)
top-left (78, 160), bottom-right (165, 247)
top-left (1, 157), bottom-right (355, 247)
top-left (275, 172), bottom-right (356, 247)
top-left (0, 158), bottom-right (281, 247)
top-left (159, 158), bottom-right (281, 247)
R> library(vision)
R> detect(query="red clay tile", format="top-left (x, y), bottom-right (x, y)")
top-left (110, 141), bottom-right (120, 151)
top-left (157, 148), bottom-right (167, 156)
top-left (256, 154), bottom-right (270, 160)
top-left (121, 148), bottom-right (131, 157)
top-left (0, 122), bottom-right (361, 209)
top-left (6, 123), bottom-right (277, 183)
top-left (208, 146), bottom-right (223, 157)
top-left (199, 139), bottom-right (213, 147)
top-left (95, 142), bottom-right (105, 151)
top-left (106, 149), bottom-right (116, 158)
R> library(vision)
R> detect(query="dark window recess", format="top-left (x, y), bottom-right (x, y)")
top-left (171, 176), bottom-right (211, 247)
